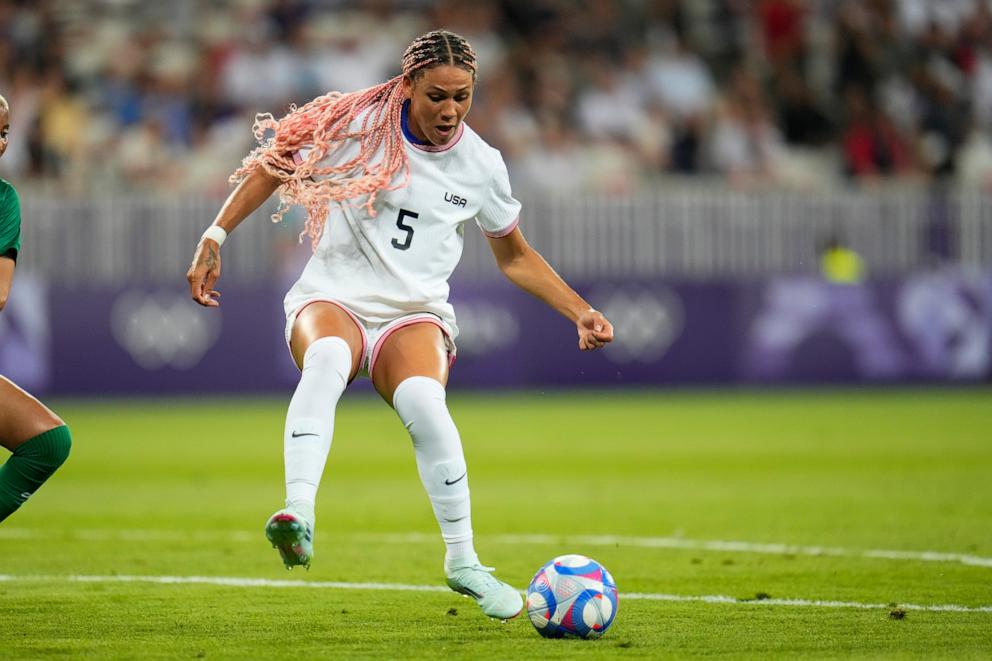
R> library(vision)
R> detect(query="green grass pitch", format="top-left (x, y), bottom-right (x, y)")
top-left (1, 388), bottom-right (990, 659)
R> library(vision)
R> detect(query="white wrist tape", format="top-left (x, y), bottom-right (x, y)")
top-left (201, 225), bottom-right (228, 247)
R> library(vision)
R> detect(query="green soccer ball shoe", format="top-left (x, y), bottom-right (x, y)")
top-left (264, 508), bottom-right (313, 570)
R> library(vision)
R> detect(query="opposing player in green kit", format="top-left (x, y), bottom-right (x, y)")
top-left (0, 94), bottom-right (71, 523)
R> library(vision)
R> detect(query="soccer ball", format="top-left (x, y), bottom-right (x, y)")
top-left (525, 554), bottom-right (618, 639)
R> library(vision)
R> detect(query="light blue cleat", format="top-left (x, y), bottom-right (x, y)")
top-left (446, 561), bottom-right (523, 620)
top-left (264, 509), bottom-right (313, 570)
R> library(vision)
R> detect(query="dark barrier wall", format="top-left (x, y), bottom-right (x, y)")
top-left (2, 270), bottom-right (990, 395)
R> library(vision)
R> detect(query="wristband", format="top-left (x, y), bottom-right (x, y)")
top-left (201, 225), bottom-right (228, 247)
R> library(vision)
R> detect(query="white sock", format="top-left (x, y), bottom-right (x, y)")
top-left (392, 376), bottom-right (478, 571)
top-left (284, 336), bottom-right (351, 525)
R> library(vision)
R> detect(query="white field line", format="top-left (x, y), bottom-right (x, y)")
top-left (2, 528), bottom-right (991, 569)
top-left (493, 534), bottom-right (992, 569)
top-left (0, 528), bottom-right (257, 543)
top-left (0, 573), bottom-right (989, 614)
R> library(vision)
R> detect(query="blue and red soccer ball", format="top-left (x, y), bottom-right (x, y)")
top-left (525, 554), bottom-right (618, 639)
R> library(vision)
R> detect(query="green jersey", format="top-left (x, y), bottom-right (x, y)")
top-left (0, 178), bottom-right (20, 262)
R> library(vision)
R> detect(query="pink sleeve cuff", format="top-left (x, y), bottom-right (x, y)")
top-left (482, 215), bottom-right (520, 239)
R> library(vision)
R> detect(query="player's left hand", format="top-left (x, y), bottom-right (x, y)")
top-left (577, 309), bottom-right (614, 351)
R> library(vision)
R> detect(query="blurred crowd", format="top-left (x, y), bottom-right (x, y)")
top-left (3, 0), bottom-right (992, 195)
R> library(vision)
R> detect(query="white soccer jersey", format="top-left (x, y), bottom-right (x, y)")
top-left (283, 103), bottom-right (521, 339)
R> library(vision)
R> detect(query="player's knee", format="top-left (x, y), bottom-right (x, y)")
top-left (5, 412), bottom-right (65, 454)
top-left (392, 376), bottom-right (446, 417)
top-left (301, 336), bottom-right (352, 384)
top-left (16, 425), bottom-right (72, 473)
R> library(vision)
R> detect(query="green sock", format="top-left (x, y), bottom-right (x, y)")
top-left (0, 425), bottom-right (72, 523)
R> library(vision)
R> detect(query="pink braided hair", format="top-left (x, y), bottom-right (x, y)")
top-left (231, 30), bottom-right (477, 249)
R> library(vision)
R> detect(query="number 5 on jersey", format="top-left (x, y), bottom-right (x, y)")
top-left (391, 208), bottom-right (418, 251)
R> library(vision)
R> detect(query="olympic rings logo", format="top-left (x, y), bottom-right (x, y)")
top-left (110, 290), bottom-right (221, 370)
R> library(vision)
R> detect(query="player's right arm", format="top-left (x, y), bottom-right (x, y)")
top-left (187, 166), bottom-right (281, 307)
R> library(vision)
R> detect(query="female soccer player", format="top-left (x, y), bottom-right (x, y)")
top-left (187, 30), bottom-right (613, 620)
top-left (0, 94), bottom-right (72, 523)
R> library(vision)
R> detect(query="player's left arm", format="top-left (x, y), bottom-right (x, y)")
top-left (0, 255), bottom-right (13, 311)
top-left (0, 184), bottom-right (19, 312)
top-left (487, 227), bottom-right (613, 351)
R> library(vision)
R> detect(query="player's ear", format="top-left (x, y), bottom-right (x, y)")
top-left (401, 75), bottom-right (414, 99)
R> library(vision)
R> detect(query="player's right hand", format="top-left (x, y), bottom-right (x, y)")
top-left (187, 238), bottom-right (222, 307)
